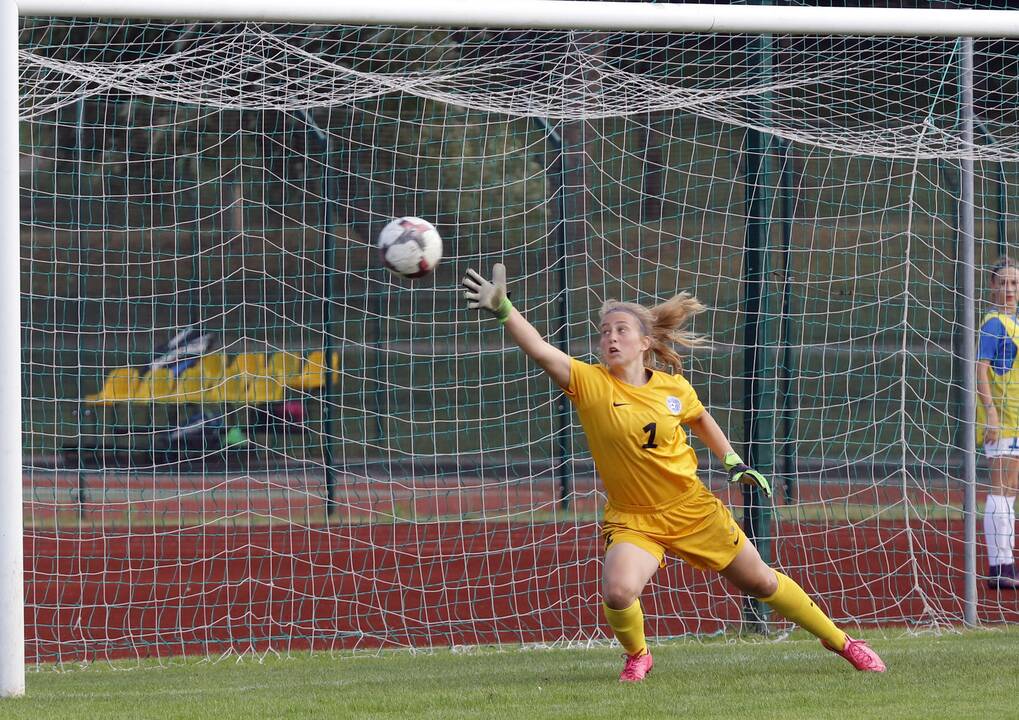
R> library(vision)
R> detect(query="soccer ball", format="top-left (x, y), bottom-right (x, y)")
top-left (377, 216), bottom-right (443, 279)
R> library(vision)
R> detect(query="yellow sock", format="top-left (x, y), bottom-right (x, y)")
top-left (603, 600), bottom-right (647, 657)
top-left (757, 571), bottom-right (847, 650)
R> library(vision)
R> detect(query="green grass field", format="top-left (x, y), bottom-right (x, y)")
top-left (4, 628), bottom-right (1016, 720)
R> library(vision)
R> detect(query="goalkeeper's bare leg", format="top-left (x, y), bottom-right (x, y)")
top-left (602, 541), bottom-right (659, 682)
top-left (720, 542), bottom-right (886, 672)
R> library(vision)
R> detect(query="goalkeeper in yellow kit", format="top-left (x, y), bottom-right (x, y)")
top-left (463, 264), bottom-right (886, 681)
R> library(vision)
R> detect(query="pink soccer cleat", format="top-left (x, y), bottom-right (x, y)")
top-left (619, 651), bottom-right (654, 682)
top-left (822, 635), bottom-right (887, 672)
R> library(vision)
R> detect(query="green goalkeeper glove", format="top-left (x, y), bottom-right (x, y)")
top-left (462, 263), bottom-right (514, 324)
top-left (723, 452), bottom-right (772, 498)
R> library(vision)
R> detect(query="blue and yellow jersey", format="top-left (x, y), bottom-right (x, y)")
top-left (565, 357), bottom-right (706, 509)
top-left (978, 311), bottom-right (1019, 440)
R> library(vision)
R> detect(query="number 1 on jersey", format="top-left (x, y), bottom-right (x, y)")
top-left (641, 422), bottom-right (658, 449)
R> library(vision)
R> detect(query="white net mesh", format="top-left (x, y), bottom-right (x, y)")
top-left (19, 20), bottom-right (1019, 663)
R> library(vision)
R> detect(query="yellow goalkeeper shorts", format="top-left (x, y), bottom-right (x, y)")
top-left (602, 485), bottom-right (747, 571)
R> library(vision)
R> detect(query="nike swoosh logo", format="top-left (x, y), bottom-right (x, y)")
top-left (612, 402), bottom-right (629, 407)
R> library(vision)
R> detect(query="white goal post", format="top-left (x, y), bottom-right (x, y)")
top-left (10, 0), bottom-right (1019, 34)
top-left (6, 0), bottom-right (1019, 700)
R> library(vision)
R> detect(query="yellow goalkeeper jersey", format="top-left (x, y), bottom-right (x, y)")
top-left (565, 357), bottom-right (706, 510)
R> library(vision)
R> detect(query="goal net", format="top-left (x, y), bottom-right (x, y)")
top-left (18, 17), bottom-right (1018, 663)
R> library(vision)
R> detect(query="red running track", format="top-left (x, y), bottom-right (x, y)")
top-left (25, 520), bottom-right (1019, 664)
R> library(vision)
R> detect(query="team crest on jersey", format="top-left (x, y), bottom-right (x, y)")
top-left (666, 396), bottom-right (682, 414)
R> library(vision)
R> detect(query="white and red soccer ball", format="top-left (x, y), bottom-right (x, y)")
top-left (377, 216), bottom-right (443, 279)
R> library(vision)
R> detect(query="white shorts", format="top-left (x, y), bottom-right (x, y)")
top-left (984, 437), bottom-right (1019, 458)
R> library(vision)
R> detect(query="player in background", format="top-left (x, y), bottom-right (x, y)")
top-left (976, 258), bottom-right (1019, 590)
top-left (463, 264), bottom-right (886, 681)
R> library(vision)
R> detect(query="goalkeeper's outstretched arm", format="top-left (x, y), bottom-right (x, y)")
top-left (462, 264), bottom-right (571, 390)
